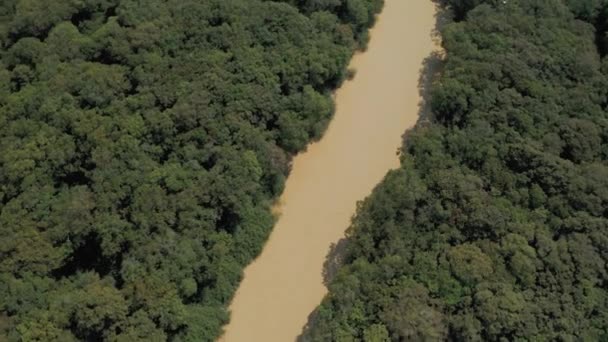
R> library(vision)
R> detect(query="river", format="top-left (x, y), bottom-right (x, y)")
top-left (220, 0), bottom-right (439, 340)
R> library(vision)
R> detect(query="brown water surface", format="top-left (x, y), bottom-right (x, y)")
top-left (220, 1), bottom-right (439, 340)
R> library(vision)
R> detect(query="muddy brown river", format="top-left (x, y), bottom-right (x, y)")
top-left (220, 0), bottom-right (439, 340)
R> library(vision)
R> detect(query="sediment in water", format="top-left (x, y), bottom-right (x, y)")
top-left (220, 1), bottom-right (440, 340)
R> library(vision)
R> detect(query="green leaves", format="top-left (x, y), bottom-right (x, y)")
top-left (0, 0), bottom-right (382, 340)
top-left (448, 244), bottom-right (494, 286)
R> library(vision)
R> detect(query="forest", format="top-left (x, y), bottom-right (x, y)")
top-left (0, 0), bottom-right (383, 340)
top-left (304, 0), bottom-right (608, 340)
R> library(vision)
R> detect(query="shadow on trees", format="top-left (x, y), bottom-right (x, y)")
top-left (297, 237), bottom-right (348, 342)
top-left (401, 1), bottom-right (449, 151)
top-left (321, 237), bottom-right (349, 287)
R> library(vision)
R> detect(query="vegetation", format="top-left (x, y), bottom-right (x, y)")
top-left (0, 0), bottom-right (383, 340)
top-left (305, 0), bottom-right (608, 340)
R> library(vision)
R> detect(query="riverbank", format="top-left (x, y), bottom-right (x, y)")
top-left (220, 1), bottom-right (440, 340)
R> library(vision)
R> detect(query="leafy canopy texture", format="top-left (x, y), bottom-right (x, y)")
top-left (0, 0), bottom-right (383, 340)
top-left (305, 0), bottom-right (608, 341)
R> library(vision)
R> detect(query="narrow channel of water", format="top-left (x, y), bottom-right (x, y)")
top-left (221, 1), bottom-right (439, 340)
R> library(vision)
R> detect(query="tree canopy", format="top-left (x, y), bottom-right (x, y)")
top-left (0, 0), bottom-right (382, 340)
top-left (305, 0), bottom-right (608, 340)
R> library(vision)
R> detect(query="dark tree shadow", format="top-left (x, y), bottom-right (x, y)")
top-left (401, 1), bottom-right (451, 151)
top-left (297, 305), bottom-right (319, 342)
top-left (321, 238), bottom-right (349, 286)
top-left (414, 51), bottom-right (444, 124)
top-left (297, 238), bottom-right (349, 342)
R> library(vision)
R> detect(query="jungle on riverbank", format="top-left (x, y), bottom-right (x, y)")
top-left (304, 0), bottom-right (608, 340)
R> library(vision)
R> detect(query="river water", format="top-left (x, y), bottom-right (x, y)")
top-left (220, 0), bottom-right (439, 340)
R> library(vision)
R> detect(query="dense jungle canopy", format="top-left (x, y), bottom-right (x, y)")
top-left (0, 0), bottom-right (382, 340)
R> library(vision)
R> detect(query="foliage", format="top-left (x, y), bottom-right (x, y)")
top-left (0, 0), bottom-right (382, 340)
